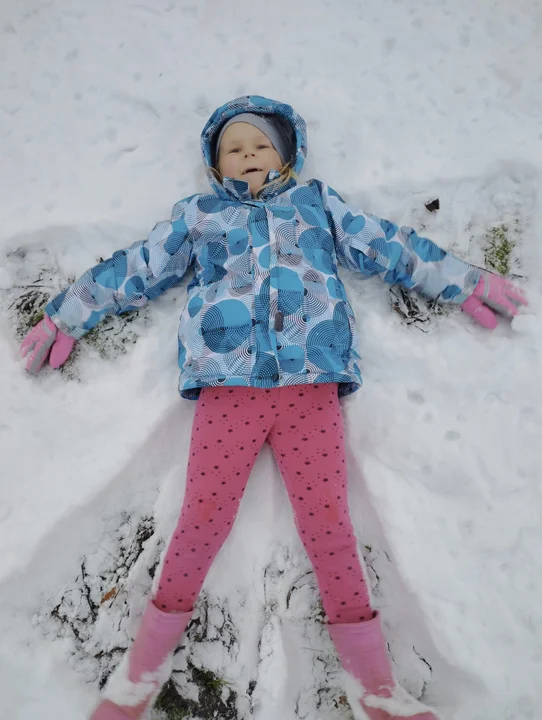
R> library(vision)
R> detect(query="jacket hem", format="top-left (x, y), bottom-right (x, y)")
top-left (178, 371), bottom-right (362, 400)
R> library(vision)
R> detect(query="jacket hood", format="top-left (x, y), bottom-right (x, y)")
top-left (200, 95), bottom-right (307, 200)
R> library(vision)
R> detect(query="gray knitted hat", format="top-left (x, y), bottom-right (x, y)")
top-left (215, 113), bottom-right (291, 166)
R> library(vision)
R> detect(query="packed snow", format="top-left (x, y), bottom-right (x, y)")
top-left (1, 1), bottom-right (541, 719)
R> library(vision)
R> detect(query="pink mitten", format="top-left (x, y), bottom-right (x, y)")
top-left (462, 272), bottom-right (527, 329)
top-left (20, 315), bottom-right (75, 374)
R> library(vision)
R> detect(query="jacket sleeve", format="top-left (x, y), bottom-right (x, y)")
top-left (45, 195), bottom-right (197, 339)
top-left (313, 180), bottom-right (480, 305)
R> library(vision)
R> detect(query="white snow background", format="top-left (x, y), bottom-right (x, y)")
top-left (1, 1), bottom-right (542, 719)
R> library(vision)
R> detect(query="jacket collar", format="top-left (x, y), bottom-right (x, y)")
top-left (216, 169), bottom-right (296, 203)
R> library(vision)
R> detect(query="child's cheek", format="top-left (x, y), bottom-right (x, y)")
top-left (220, 157), bottom-right (235, 178)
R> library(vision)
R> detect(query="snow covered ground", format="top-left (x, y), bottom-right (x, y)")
top-left (1, 1), bottom-right (541, 719)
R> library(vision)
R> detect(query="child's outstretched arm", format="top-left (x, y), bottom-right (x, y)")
top-left (21, 196), bottom-right (197, 373)
top-left (313, 181), bottom-right (527, 327)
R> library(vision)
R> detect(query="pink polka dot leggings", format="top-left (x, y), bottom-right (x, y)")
top-left (155, 383), bottom-right (373, 625)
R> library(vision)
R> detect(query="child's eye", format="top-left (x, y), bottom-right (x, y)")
top-left (229, 148), bottom-right (240, 154)
top-left (257, 144), bottom-right (269, 150)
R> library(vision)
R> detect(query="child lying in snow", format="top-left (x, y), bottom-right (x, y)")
top-left (21, 95), bottom-right (527, 720)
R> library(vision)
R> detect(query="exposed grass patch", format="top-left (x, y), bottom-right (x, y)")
top-left (155, 662), bottom-right (237, 720)
top-left (484, 224), bottom-right (515, 275)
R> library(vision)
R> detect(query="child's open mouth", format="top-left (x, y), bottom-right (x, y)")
top-left (242, 167), bottom-right (262, 175)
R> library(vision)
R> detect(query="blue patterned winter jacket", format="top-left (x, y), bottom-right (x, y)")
top-left (46, 95), bottom-right (480, 399)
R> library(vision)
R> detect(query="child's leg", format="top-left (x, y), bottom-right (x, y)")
top-left (266, 383), bottom-right (373, 624)
top-left (92, 386), bottom-right (277, 720)
top-left (154, 386), bottom-right (277, 612)
top-left (268, 384), bottom-right (439, 720)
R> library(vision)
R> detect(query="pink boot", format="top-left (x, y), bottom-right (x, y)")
top-left (90, 602), bottom-right (192, 720)
top-left (328, 612), bottom-right (439, 720)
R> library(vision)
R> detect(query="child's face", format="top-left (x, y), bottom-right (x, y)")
top-left (217, 122), bottom-right (282, 196)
